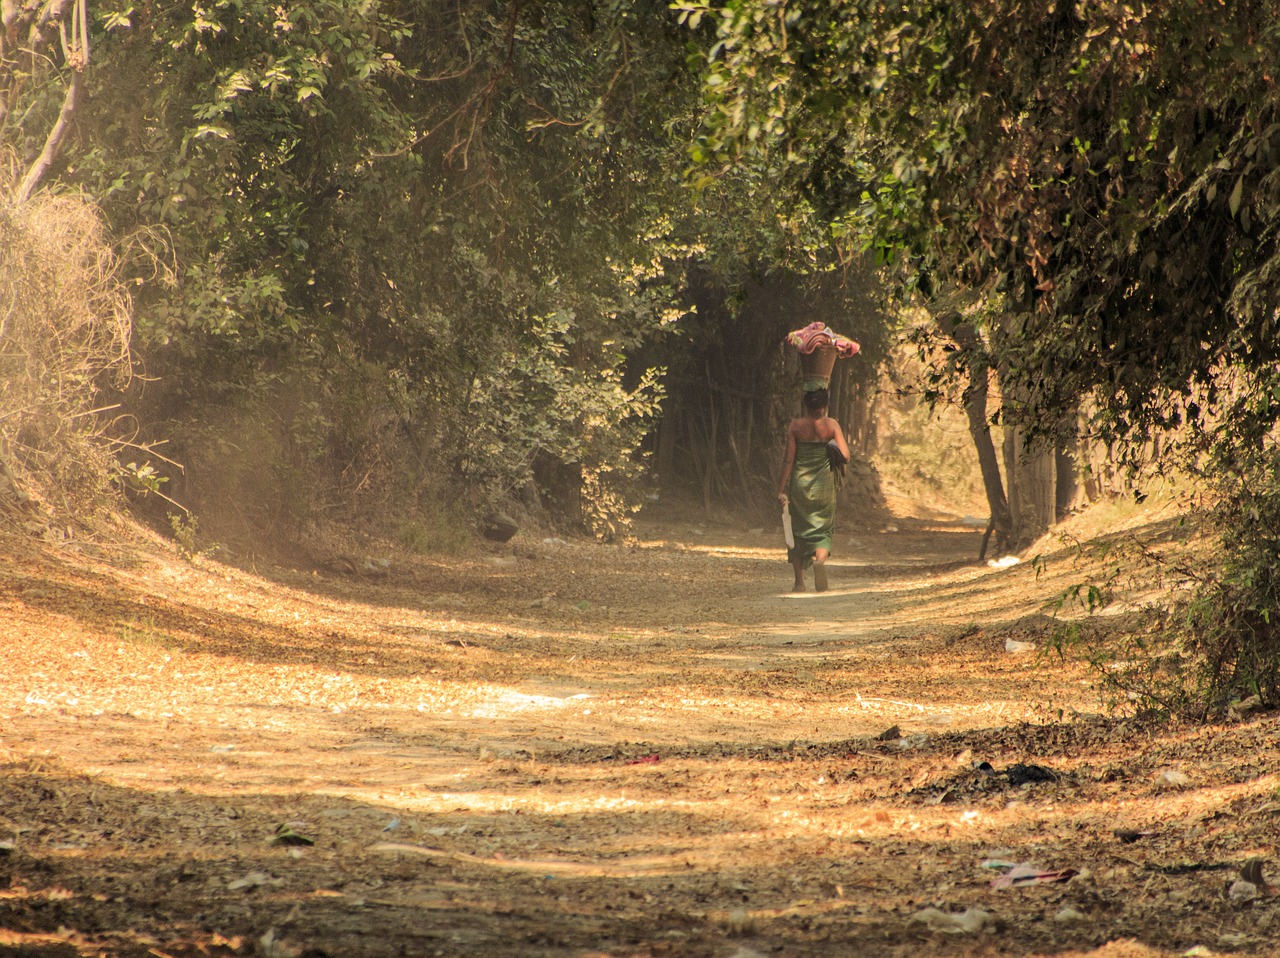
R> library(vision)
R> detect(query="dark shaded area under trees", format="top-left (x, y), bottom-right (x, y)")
top-left (643, 266), bottom-right (890, 526)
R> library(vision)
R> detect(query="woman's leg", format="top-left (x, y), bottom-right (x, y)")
top-left (790, 554), bottom-right (806, 592)
top-left (813, 546), bottom-right (830, 592)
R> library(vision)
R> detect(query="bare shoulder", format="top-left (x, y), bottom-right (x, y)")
top-left (816, 417), bottom-right (840, 439)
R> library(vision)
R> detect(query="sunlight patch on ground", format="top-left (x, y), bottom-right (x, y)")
top-left (833, 698), bottom-right (1020, 724)
top-left (464, 688), bottom-right (591, 719)
top-left (676, 543), bottom-right (778, 557)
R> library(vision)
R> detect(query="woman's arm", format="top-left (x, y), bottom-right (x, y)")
top-left (830, 420), bottom-right (851, 462)
top-left (777, 424), bottom-right (797, 501)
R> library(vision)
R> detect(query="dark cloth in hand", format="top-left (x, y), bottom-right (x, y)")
top-left (826, 440), bottom-right (847, 490)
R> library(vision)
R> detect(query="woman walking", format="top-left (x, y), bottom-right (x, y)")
top-left (777, 388), bottom-right (850, 592)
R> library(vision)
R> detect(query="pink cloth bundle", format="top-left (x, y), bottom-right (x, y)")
top-left (786, 322), bottom-right (860, 357)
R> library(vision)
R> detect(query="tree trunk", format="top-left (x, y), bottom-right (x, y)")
top-left (1055, 434), bottom-right (1082, 521)
top-left (655, 408), bottom-right (677, 481)
top-left (964, 365), bottom-right (1013, 558)
top-left (8, 0), bottom-right (84, 202)
top-left (1004, 424), bottom-right (1057, 547)
top-left (15, 69), bottom-right (79, 202)
top-left (933, 310), bottom-right (1013, 556)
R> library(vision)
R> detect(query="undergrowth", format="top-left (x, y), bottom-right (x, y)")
top-left (1045, 479), bottom-right (1280, 718)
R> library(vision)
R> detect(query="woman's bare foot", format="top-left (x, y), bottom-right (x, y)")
top-left (813, 560), bottom-right (828, 592)
top-left (792, 579), bottom-right (806, 593)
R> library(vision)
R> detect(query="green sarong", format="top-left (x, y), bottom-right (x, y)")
top-left (787, 441), bottom-right (836, 565)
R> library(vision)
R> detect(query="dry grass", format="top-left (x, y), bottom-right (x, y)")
top-left (0, 184), bottom-right (132, 520)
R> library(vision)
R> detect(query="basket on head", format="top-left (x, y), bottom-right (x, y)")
top-left (799, 344), bottom-right (838, 385)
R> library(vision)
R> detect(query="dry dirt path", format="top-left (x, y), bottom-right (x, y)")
top-left (1, 508), bottom-right (1277, 958)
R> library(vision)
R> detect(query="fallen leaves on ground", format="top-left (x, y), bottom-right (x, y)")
top-left (0, 502), bottom-right (1275, 957)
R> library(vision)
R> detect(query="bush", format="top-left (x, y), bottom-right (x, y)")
top-left (1177, 457), bottom-right (1280, 710)
top-left (1048, 455), bottom-right (1280, 717)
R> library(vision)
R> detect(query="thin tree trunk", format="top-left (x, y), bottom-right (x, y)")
top-left (700, 361), bottom-right (718, 515)
top-left (684, 413), bottom-right (709, 510)
top-left (1055, 435), bottom-right (1081, 520)
top-left (1004, 421), bottom-right (1057, 547)
top-left (964, 365), bottom-right (1013, 559)
top-left (15, 69), bottom-right (79, 202)
top-left (934, 310), bottom-right (1013, 556)
top-left (656, 410), bottom-right (677, 483)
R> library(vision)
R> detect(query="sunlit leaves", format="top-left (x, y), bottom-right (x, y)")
top-left (102, 6), bottom-right (134, 31)
top-left (685, 0), bottom-right (1280, 442)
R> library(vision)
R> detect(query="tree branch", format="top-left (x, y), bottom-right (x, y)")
top-left (15, 66), bottom-right (78, 202)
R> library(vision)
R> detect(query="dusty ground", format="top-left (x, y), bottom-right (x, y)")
top-left (1, 498), bottom-right (1277, 958)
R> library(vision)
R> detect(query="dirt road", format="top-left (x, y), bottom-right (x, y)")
top-left (0, 506), bottom-right (1275, 957)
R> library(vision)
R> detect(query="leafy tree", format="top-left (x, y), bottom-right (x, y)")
top-left (2, 0), bottom-right (893, 549)
top-left (1, 0), bottom-right (90, 201)
top-left (24, 0), bottom-right (718, 540)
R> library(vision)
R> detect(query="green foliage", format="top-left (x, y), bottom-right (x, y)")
top-left (461, 310), bottom-right (665, 537)
top-left (396, 513), bottom-right (471, 556)
top-left (82, 0), bottom-right (413, 352)
top-left (42, 0), bottom-right (749, 538)
top-left (167, 511), bottom-right (204, 562)
top-left (1042, 531), bottom-right (1189, 716)
top-left (1057, 616), bottom-right (1199, 718)
top-left (5, 0), bottom-right (891, 547)
top-left (115, 617), bottom-right (176, 650)
top-left (1175, 457), bottom-right (1280, 709)
top-left (117, 461), bottom-right (167, 496)
top-left (682, 0), bottom-right (1280, 444)
top-left (1041, 479), bottom-right (1280, 717)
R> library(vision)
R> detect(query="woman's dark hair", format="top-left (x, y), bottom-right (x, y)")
top-left (803, 388), bottom-right (829, 413)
